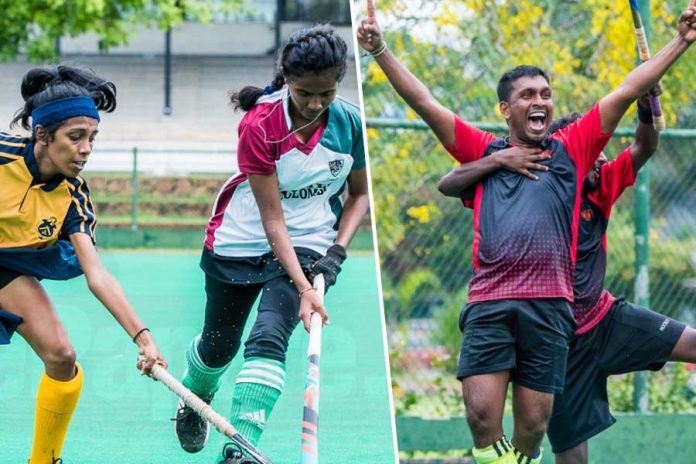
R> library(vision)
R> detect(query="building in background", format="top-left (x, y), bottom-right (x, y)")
top-left (0, 0), bottom-right (359, 174)
top-left (60, 0), bottom-right (354, 56)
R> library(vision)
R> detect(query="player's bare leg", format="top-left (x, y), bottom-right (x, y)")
top-left (669, 327), bottom-right (696, 362)
top-left (555, 441), bottom-right (588, 464)
top-left (5, 276), bottom-right (76, 380)
top-left (511, 383), bottom-right (553, 458)
top-left (462, 371), bottom-right (509, 448)
top-left (0, 275), bottom-right (82, 463)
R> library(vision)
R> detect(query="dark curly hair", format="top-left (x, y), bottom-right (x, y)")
top-left (11, 64), bottom-right (116, 138)
top-left (548, 112), bottom-right (582, 133)
top-left (230, 24), bottom-right (348, 112)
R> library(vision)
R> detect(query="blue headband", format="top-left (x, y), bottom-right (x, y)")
top-left (31, 96), bottom-right (100, 131)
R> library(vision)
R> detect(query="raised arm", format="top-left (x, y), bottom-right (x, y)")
top-left (70, 232), bottom-right (167, 374)
top-left (631, 95), bottom-right (661, 174)
top-left (357, 0), bottom-right (455, 146)
top-left (599, 5), bottom-right (696, 134)
top-left (438, 147), bottom-right (549, 197)
top-left (248, 173), bottom-right (328, 331)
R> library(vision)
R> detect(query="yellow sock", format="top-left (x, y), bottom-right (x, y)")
top-left (473, 436), bottom-right (518, 464)
top-left (29, 362), bottom-right (83, 463)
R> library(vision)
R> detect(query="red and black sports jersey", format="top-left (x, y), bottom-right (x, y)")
top-left (573, 148), bottom-right (636, 334)
top-left (445, 104), bottom-right (612, 304)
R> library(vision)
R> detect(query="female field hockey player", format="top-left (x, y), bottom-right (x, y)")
top-left (0, 64), bottom-right (167, 463)
top-left (174, 25), bottom-right (369, 463)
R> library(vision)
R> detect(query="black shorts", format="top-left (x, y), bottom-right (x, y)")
top-left (457, 298), bottom-right (576, 393)
top-left (200, 246), bottom-right (320, 285)
top-left (547, 299), bottom-right (686, 453)
top-left (0, 266), bottom-right (23, 345)
top-left (197, 247), bottom-right (320, 365)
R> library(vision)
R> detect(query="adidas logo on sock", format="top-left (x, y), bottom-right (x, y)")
top-left (240, 410), bottom-right (266, 429)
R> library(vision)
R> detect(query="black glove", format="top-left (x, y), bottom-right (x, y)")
top-left (310, 244), bottom-right (347, 289)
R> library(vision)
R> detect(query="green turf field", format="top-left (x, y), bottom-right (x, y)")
top-left (0, 252), bottom-right (396, 464)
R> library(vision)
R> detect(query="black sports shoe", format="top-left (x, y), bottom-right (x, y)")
top-left (218, 443), bottom-right (257, 464)
top-left (174, 394), bottom-right (213, 453)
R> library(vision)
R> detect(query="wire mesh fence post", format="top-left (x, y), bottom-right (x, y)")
top-left (633, 0), bottom-right (652, 414)
top-left (131, 146), bottom-right (138, 232)
top-left (633, 167), bottom-right (650, 413)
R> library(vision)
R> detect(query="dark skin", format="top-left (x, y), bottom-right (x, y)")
top-left (0, 117), bottom-right (166, 382)
top-left (359, 0), bottom-right (696, 457)
top-left (249, 69), bottom-right (369, 332)
top-left (437, 101), bottom-right (696, 464)
top-left (499, 75), bottom-right (554, 146)
top-left (438, 95), bottom-right (661, 200)
top-left (359, 1), bottom-right (696, 149)
top-left (285, 70), bottom-right (338, 144)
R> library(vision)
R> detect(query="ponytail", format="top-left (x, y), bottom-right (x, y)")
top-left (229, 73), bottom-right (285, 112)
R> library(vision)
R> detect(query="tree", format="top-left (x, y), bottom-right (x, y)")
top-left (0, 0), bottom-right (242, 62)
top-left (364, 0), bottom-right (696, 269)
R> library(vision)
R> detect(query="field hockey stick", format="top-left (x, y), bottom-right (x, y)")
top-left (628, 0), bottom-right (666, 131)
top-left (300, 273), bottom-right (325, 464)
top-left (149, 364), bottom-right (274, 464)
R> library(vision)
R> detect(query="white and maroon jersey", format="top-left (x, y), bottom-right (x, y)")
top-left (205, 88), bottom-right (365, 257)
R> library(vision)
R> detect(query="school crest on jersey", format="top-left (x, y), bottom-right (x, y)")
top-left (38, 217), bottom-right (58, 239)
top-left (328, 160), bottom-right (344, 177)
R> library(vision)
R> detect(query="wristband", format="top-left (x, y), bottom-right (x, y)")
top-left (299, 287), bottom-right (317, 298)
top-left (370, 42), bottom-right (388, 57)
top-left (637, 101), bottom-right (653, 125)
top-left (132, 327), bottom-right (150, 343)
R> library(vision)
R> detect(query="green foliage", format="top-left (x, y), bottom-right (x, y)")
top-left (433, 288), bottom-right (468, 367)
top-left (365, 0), bottom-right (696, 415)
top-left (363, 0), bottom-right (696, 125)
top-left (0, 0), bottom-right (242, 62)
top-left (395, 268), bottom-right (444, 319)
top-left (609, 365), bottom-right (696, 414)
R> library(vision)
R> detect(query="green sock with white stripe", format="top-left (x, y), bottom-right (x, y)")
top-left (181, 335), bottom-right (230, 397)
top-left (229, 357), bottom-right (286, 446)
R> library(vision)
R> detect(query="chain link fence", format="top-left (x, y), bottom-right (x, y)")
top-left (366, 119), bottom-right (696, 418)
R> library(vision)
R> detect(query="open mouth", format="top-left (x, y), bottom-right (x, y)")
top-left (72, 160), bottom-right (87, 171)
top-left (527, 111), bottom-right (547, 132)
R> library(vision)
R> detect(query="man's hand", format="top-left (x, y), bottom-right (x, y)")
top-left (679, 6), bottom-right (696, 43)
top-left (357, 0), bottom-right (384, 53)
top-left (492, 147), bottom-right (551, 180)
